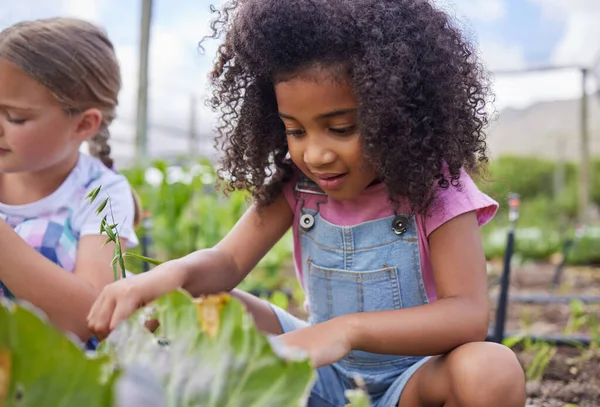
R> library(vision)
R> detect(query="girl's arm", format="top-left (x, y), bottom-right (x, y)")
top-left (181, 193), bottom-right (294, 296)
top-left (344, 210), bottom-right (489, 355)
top-left (0, 219), bottom-right (125, 341)
top-left (87, 192), bottom-right (294, 338)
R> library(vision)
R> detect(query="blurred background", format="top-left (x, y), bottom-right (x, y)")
top-left (2, 1), bottom-right (600, 404)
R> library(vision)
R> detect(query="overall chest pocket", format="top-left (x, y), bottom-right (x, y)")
top-left (306, 259), bottom-right (426, 368)
top-left (306, 259), bottom-right (403, 325)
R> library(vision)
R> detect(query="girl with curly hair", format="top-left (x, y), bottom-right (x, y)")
top-left (89, 0), bottom-right (526, 405)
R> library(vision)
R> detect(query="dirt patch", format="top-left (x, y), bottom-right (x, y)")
top-left (520, 347), bottom-right (600, 407)
top-left (488, 261), bottom-right (600, 406)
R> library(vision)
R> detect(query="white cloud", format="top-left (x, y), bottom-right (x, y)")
top-left (470, 1), bottom-right (598, 118)
top-left (0, 0), bottom-right (107, 25)
top-left (437, 0), bottom-right (506, 22)
top-left (59, 0), bottom-right (103, 22)
top-left (479, 39), bottom-right (528, 72)
top-left (530, 0), bottom-right (600, 67)
top-left (552, 13), bottom-right (600, 68)
top-left (491, 69), bottom-right (587, 112)
top-left (456, 1), bottom-right (600, 114)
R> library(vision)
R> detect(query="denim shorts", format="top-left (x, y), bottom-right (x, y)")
top-left (271, 304), bottom-right (431, 407)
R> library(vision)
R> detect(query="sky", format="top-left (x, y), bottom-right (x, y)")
top-left (1, 0), bottom-right (600, 163)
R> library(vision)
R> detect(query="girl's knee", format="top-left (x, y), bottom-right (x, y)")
top-left (447, 342), bottom-right (525, 406)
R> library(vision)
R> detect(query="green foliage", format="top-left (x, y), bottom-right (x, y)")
top-left (482, 226), bottom-right (562, 262)
top-left (122, 159), bottom-right (297, 294)
top-left (526, 343), bottom-right (556, 382)
top-left (478, 156), bottom-right (600, 264)
top-left (480, 156), bottom-right (577, 203)
top-left (565, 300), bottom-right (600, 348)
top-left (0, 291), bottom-right (324, 406)
top-left (0, 299), bottom-right (117, 406)
top-left (102, 291), bottom-right (316, 406)
top-left (86, 186), bottom-right (128, 280)
top-left (122, 159), bottom-right (248, 263)
top-left (345, 388), bottom-right (372, 407)
top-left (501, 333), bottom-right (556, 382)
top-left (123, 160), bottom-right (299, 291)
top-left (568, 233), bottom-right (600, 266)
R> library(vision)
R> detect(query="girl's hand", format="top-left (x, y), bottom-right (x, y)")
top-left (87, 261), bottom-right (185, 340)
top-left (278, 317), bottom-right (354, 368)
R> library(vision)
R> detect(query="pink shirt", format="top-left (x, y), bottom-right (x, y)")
top-left (283, 168), bottom-right (498, 302)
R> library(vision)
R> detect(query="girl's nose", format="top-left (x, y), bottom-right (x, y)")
top-left (303, 137), bottom-right (336, 168)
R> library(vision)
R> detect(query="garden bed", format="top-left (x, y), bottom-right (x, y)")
top-left (521, 346), bottom-right (600, 407)
top-left (488, 261), bottom-right (600, 407)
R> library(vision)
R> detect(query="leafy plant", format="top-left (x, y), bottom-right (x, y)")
top-left (565, 300), bottom-right (600, 349)
top-left (86, 185), bottom-right (164, 281)
top-left (526, 343), bottom-right (556, 382)
top-left (0, 298), bottom-right (118, 406)
top-left (102, 290), bottom-right (316, 406)
top-left (502, 318), bottom-right (556, 382)
top-left (121, 159), bottom-right (296, 295)
top-left (0, 290), bottom-right (326, 406)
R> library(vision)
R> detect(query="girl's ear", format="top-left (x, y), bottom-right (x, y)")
top-left (73, 108), bottom-right (103, 142)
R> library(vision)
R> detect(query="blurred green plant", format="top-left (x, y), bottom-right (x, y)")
top-left (0, 291), bottom-right (324, 406)
top-left (121, 158), bottom-right (300, 296)
top-left (118, 155), bottom-right (600, 290)
top-left (478, 156), bottom-right (600, 265)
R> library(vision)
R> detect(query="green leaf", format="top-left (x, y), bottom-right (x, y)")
top-left (104, 224), bottom-right (117, 240)
top-left (115, 245), bottom-right (127, 280)
top-left (502, 335), bottom-right (524, 349)
top-left (100, 215), bottom-right (108, 234)
top-left (101, 291), bottom-right (316, 406)
top-left (343, 375), bottom-right (372, 407)
top-left (86, 186), bottom-right (102, 203)
top-left (123, 252), bottom-right (164, 266)
top-left (345, 388), bottom-right (372, 407)
top-left (269, 291), bottom-right (289, 311)
top-left (95, 198), bottom-right (109, 216)
top-left (0, 299), bottom-right (117, 406)
top-left (112, 258), bottom-right (119, 282)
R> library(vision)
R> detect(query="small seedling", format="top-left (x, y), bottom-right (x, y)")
top-left (86, 186), bottom-right (163, 282)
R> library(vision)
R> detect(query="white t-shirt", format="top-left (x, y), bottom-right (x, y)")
top-left (0, 153), bottom-right (139, 278)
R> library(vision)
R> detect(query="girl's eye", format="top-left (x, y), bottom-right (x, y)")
top-left (329, 126), bottom-right (356, 135)
top-left (285, 129), bottom-right (305, 137)
top-left (7, 117), bottom-right (27, 125)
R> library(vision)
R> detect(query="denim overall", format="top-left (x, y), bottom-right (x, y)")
top-left (271, 175), bottom-right (432, 407)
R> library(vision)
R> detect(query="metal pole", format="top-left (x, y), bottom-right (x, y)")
top-left (492, 193), bottom-right (520, 343)
top-left (189, 95), bottom-right (197, 157)
top-left (135, 0), bottom-right (153, 164)
top-left (141, 210), bottom-right (153, 272)
top-left (578, 68), bottom-right (590, 223)
top-left (554, 134), bottom-right (566, 201)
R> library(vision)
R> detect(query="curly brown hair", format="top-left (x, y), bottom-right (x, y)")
top-left (204, 0), bottom-right (491, 214)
